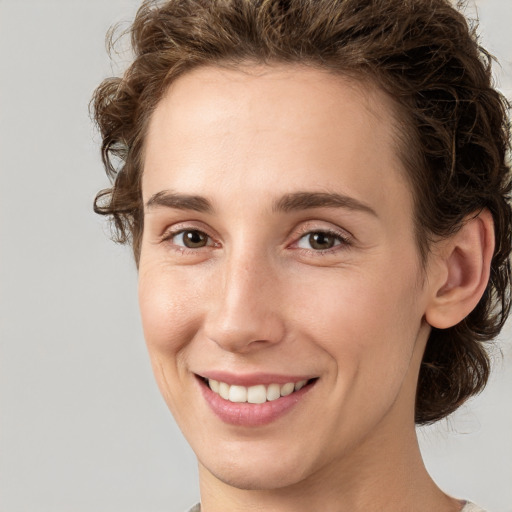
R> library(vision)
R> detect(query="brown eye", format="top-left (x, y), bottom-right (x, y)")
top-left (297, 231), bottom-right (342, 251)
top-left (309, 232), bottom-right (336, 250)
top-left (173, 230), bottom-right (210, 248)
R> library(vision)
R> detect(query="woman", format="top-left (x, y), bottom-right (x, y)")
top-left (92, 0), bottom-right (511, 510)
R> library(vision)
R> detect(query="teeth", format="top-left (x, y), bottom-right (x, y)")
top-left (295, 380), bottom-right (307, 391)
top-left (266, 383), bottom-right (281, 401)
top-left (280, 382), bottom-right (295, 396)
top-left (229, 385), bottom-right (247, 403)
top-left (219, 381), bottom-right (230, 400)
top-left (247, 385), bottom-right (267, 404)
top-left (209, 379), bottom-right (220, 393)
top-left (207, 378), bottom-right (310, 403)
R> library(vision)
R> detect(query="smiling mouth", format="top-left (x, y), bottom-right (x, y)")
top-left (200, 377), bottom-right (317, 404)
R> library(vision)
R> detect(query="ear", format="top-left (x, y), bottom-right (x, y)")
top-left (425, 209), bottom-right (495, 329)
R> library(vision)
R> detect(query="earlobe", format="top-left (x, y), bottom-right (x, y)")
top-left (425, 209), bottom-right (495, 329)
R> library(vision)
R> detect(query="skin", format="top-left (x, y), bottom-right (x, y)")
top-left (138, 64), bottom-right (475, 511)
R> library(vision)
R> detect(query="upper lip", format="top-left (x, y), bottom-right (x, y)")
top-left (196, 371), bottom-right (317, 387)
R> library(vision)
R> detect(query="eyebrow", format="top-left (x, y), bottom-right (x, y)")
top-left (145, 191), bottom-right (213, 213)
top-left (273, 191), bottom-right (378, 217)
top-left (145, 190), bottom-right (377, 217)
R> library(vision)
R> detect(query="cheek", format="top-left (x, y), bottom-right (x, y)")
top-left (293, 261), bottom-right (423, 376)
top-left (138, 266), bottom-right (204, 419)
top-left (138, 263), bottom-right (203, 359)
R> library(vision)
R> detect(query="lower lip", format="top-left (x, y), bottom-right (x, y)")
top-left (198, 378), bottom-right (315, 427)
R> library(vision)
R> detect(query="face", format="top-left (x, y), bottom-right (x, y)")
top-left (139, 64), bottom-right (434, 491)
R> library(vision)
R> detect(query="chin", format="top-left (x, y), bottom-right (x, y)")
top-left (204, 460), bottom-right (309, 491)
top-left (197, 438), bottom-right (325, 492)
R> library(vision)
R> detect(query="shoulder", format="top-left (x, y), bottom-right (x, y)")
top-left (461, 502), bottom-right (487, 512)
top-left (185, 503), bottom-right (489, 512)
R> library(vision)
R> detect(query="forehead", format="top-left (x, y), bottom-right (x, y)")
top-left (143, 64), bottom-right (412, 220)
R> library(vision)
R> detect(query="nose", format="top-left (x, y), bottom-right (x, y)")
top-left (203, 251), bottom-right (286, 353)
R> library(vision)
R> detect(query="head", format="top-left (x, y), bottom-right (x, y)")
top-left (93, 0), bottom-right (511, 431)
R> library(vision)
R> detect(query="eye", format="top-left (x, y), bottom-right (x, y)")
top-left (172, 229), bottom-right (211, 249)
top-left (297, 231), bottom-right (344, 251)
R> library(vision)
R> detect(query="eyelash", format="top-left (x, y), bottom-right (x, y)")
top-left (160, 225), bottom-right (352, 255)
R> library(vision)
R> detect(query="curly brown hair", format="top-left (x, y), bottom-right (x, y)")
top-left (92, 0), bottom-right (512, 424)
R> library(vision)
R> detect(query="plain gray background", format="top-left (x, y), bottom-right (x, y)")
top-left (0, 1), bottom-right (511, 511)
